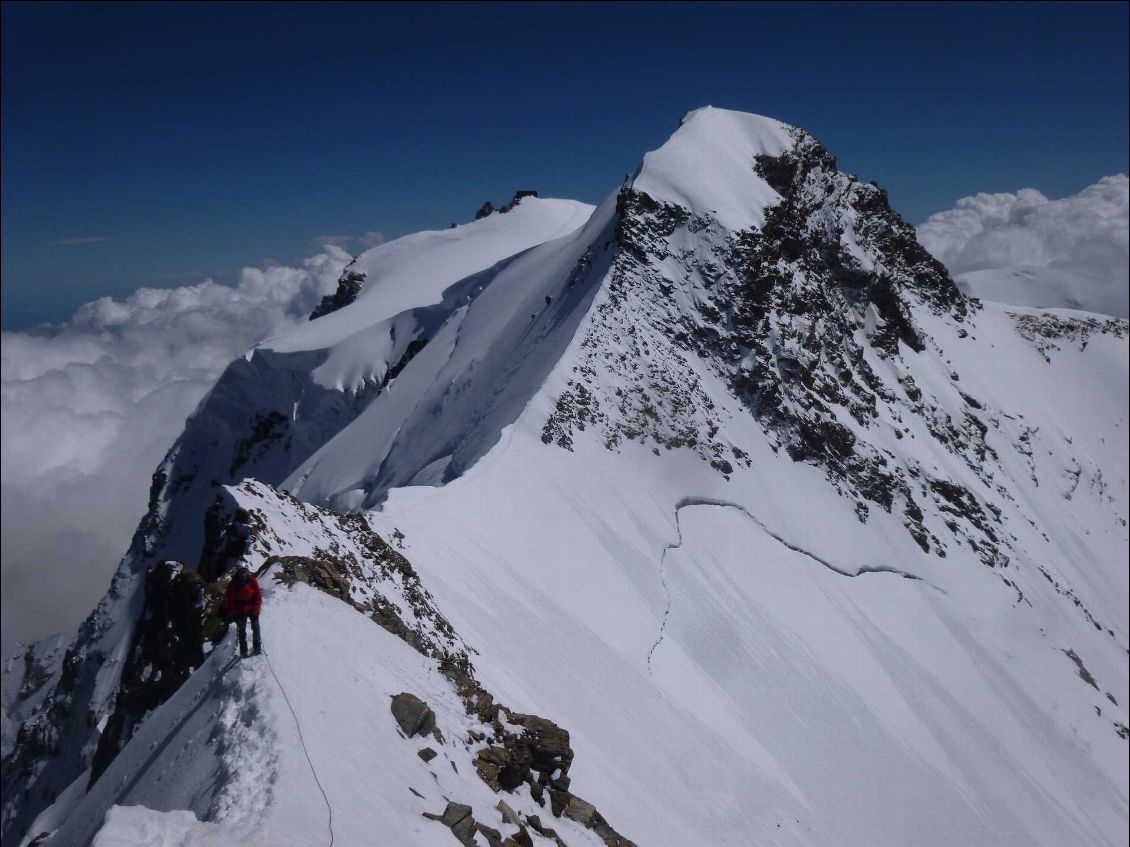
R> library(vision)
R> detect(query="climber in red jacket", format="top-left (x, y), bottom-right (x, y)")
top-left (225, 565), bottom-right (263, 657)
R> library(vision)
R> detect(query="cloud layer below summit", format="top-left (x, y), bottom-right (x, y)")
top-left (918, 174), bottom-right (1128, 317)
top-left (0, 248), bottom-right (347, 652)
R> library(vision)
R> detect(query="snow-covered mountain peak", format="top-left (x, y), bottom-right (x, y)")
top-left (3, 109), bottom-right (1126, 847)
top-left (634, 106), bottom-right (794, 230)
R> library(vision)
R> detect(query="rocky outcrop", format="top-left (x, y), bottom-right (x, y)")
top-left (234, 482), bottom-right (638, 845)
top-left (310, 266), bottom-right (366, 320)
top-left (1011, 311), bottom-right (1128, 363)
top-left (499, 190), bottom-right (538, 213)
top-left (88, 561), bottom-right (226, 785)
top-left (541, 127), bottom-right (1024, 572)
top-left (264, 555), bottom-right (351, 602)
top-left (438, 665), bottom-right (636, 847)
top-left (474, 191), bottom-right (539, 222)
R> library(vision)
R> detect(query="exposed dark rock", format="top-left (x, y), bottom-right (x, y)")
top-left (499, 190), bottom-right (538, 213)
top-left (1011, 312), bottom-right (1127, 363)
top-left (417, 746), bottom-right (438, 762)
top-left (476, 201), bottom-right (496, 220)
top-left (383, 338), bottom-right (428, 386)
top-left (423, 801), bottom-right (480, 847)
top-left (228, 411), bottom-right (290, 480)
top-left (200, 497), bottom-right (255, 581)
top-left (476, 821), bottom-right (505, 847)
top-left (88, 561), bottom-right (226, 786)
top-left (451, 813), bottom-right (478, 847)
top-left (1063, 648), bottom-right (1100, 690)
top-left (540, 127), bottom-right (1034, 584)
top-left (390, 692), bottom-right (436, 737)
top-left (310, 267), bottom-right (366, 320)
top-left (265, 555), bottom-right (351, 602)
top-left (440, 801), bottom-right (472, 826)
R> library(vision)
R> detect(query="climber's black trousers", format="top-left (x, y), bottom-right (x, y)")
top-left (235, 613), bottom-right (262, 656)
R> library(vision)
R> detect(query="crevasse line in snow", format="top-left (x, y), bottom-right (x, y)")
top-left (646, 497), bottom-right (937, 673)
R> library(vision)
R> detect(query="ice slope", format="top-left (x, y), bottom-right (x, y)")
top-left (116, 195), bottom-right (594, 566)
top-left (0, 196), bottom-right (596, 846)
top-left (28, 480), bottom-right (619, 847)
top-left (2, 635), bottom-right (71, 760)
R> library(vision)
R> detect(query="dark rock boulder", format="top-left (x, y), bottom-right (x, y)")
top-left (390, 692), bottom-right (436, 737)
top-left (423, 801), bottom-right (479, 847)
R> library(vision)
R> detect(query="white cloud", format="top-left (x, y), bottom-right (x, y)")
top-left (0, 247), bottom-right (349, 653)
top-left (917, 175), bottom-right (1129, 317)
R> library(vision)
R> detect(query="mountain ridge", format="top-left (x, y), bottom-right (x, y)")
top-left (3, 107), bottom-right (1126, 847)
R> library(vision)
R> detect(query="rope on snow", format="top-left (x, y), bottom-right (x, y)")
top-left (264, 651), bottom-right (335, 847)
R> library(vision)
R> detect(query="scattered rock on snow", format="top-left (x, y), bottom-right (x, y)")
top-left (390, 692), bottom-right (437, 737)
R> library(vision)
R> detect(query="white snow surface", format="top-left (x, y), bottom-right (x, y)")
top-left (262, 196), bottom-right (594, 361)
top-left (359, 301), bottom-right (1128, 847)
top-left (633, 106), bottom-right (793, 231)
top-left (39, 572), bottom-right (610, 847)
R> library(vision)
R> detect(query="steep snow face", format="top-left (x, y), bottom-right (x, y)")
top-left (282, 195), bottom-right (619, 509)
top-left (350, 115), bottom-right (1127, 844)
top-left (265, 196), bottom-right (595, 358)
top-left (633, 106), bottom-right (793, 231)
top-left (129, 195), bottom-right (596, 566)
top-left (4, 110), bottom-right (1128, 847)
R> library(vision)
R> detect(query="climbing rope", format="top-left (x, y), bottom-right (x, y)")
top-left (263, 650), bottom-right (335, 847)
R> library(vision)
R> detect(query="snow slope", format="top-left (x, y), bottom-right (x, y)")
top-left (40, 581), bottom-right (610, 847)
top-left (265, 196), bottom-right (594, 361)
top-left (952, 264), bottom-right (1128, 318)
top-left (4, 107), bottom-right (1127, 847)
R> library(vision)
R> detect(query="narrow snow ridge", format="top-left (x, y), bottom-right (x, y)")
top-left (647, 497), bottom-right (934, 672)
top-left (264, 196), bottom-right (595, 355)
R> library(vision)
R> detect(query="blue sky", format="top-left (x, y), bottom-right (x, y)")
top-left (2, 1), bottom-right (1127, 328)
